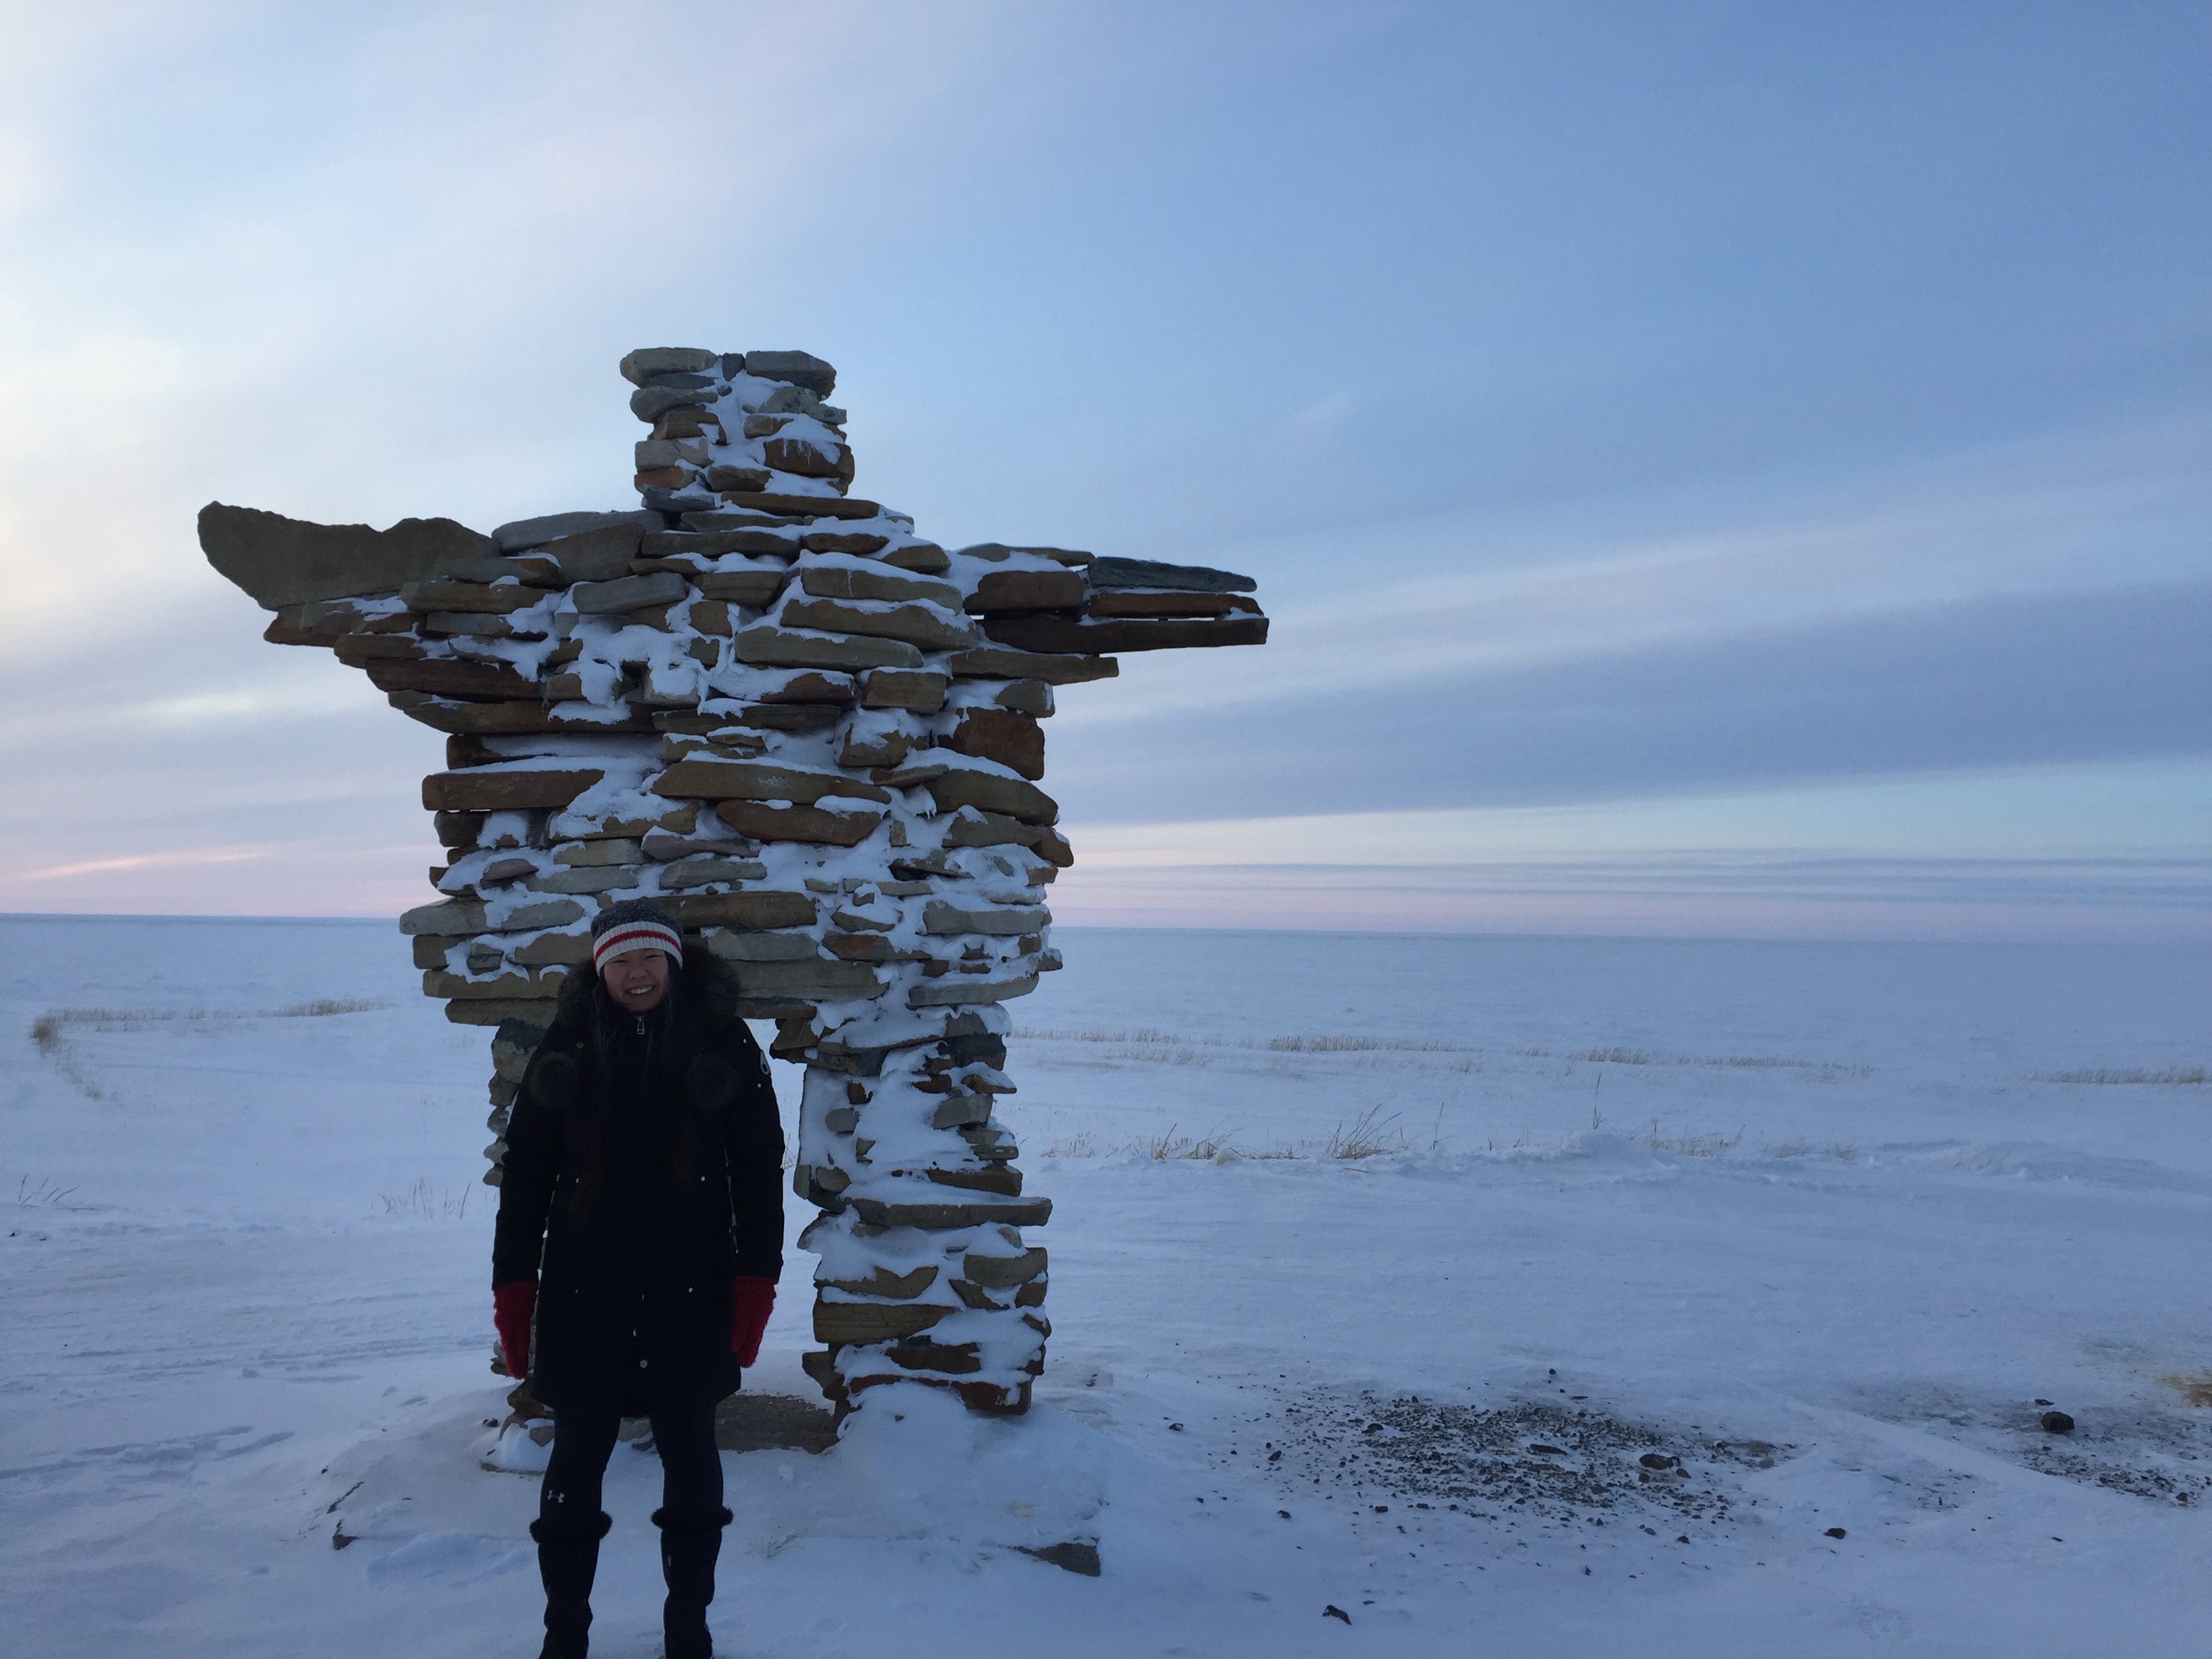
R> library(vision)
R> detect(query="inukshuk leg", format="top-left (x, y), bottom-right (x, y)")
top-left (794, 968), bottom-right (1054, 1414)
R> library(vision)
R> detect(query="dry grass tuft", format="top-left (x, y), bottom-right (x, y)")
top-left (34, 999), bottom-right (385, 1034)
top-left (1018, 1025), bottom-right (1871, 1076)
top-left (1144, 1125), bottom-right (1243, 1160)
top-left (1765, 1136), bottom-right (1862, 1162)
top-left (2034, 1066), bottom-right (2207, 1086)
top-left (1324, 1105), bottom-right (1407, 1160)
top-left (1038, 1128), bottom-right (1334, 1162)
top-left (30, 998), bottom-right (384, 1100)
top-left (1016, 1025), bottom-right (1478, 1060)
top-left (1627, 1117), bottom-right (1744, 1158)
top-left (26, 1015), bottom-right (104, 1099)
top-left (31, 999), bottom-right (386, 1046)
top-left (1037, 1130), bottom-right (1105, 1158)
top-left (379, 1177), bottom-right (472, 1219)
top-left (1267, 1034), bottom-right (1467, 1054)
top-left (1013, 1025), bottom-right (1184, 1045)
top-left (1572, 1047), bottom-right (1871, 1076)
top-left (14, 1174), bottom-right (81, 1208)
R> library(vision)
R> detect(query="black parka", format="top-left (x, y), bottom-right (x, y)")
top-left (492, 947), bottom-right (784, 1416)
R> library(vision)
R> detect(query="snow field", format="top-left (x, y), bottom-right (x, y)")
top-left (3, 916), bottom-right (2208, 1656)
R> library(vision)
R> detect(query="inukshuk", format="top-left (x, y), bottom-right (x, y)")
top-left (198, 346), bottom-right (1265, 1416)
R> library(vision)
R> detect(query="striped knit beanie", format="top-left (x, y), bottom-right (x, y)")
top-left (590, 897), bottom-right (683, 975)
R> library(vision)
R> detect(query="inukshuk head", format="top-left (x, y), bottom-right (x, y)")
top-left (199, 346), bottom-right (1266, 1414)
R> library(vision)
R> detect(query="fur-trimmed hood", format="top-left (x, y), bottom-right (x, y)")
top-left (526, 943), bottom-right (749, 1120)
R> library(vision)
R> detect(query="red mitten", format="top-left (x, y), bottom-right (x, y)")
top-left (493, 1279), bottom-right (537, 1379)
top-left (729, 1276), bottom-right (776, 1367)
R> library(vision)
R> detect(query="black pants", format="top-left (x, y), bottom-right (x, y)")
top-left (539, 1400), bottom-right (723, 1532)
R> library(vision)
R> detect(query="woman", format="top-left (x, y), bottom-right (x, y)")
top-left (493, 898), bottom-right (784, 1659)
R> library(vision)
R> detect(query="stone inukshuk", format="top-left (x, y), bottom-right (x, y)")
top-left (199, 346), bottom-right (1267, 1417)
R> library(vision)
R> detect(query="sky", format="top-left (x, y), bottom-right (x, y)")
top-left (0, 1), bottom-right (2205, 939)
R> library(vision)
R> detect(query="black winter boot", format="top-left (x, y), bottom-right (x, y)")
top-left (530, 1510), bottom-right (612, 1659)
top-left (652, 1504), bottom-right (733, 1659)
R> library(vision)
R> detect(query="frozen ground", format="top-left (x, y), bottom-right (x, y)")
top-left (3, 915), bottom-right (2209, 1657)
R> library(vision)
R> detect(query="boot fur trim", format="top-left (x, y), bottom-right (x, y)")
top-left (651, 1504), bottom-right (733, 1534)
top-left (531, 1510), bottom-right (613, 1545)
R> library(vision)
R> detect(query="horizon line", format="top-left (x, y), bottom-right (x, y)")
top-left (3, 910), bottom-right (2206, 952)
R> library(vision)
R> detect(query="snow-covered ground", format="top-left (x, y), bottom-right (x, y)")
top-left (3, 916), bottom-right (2208, 1657)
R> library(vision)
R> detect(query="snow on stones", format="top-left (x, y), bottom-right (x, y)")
top-left (197, 344), bottom-right (1267, 1420)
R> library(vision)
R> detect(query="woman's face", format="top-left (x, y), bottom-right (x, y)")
top-left (602, 947), bottom-right (672, 1012)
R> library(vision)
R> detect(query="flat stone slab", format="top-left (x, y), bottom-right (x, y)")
top-left (573, 569), bottom-right (690, 613)
top-left (798, 567), bottom-right (962, 609)
top-left (653, 758), bottom-right (891, 806)
top-left (740, 350), bottom-right (837, 394)
top-left (620, 346), bottom-right (718, 387)
top-left (813, 1300), bottom-right (949, 1345)
top-left (422, 768), bottom-right (605, 812)
top-left (490, 510), bottom-right (653, 555)
top-left (922, 900), bottom-right (1050, 937)
top-left (390, 698), bottom-right (658, 737)
top-left (200, 503), bottom-right (490, 609)
top-left (945, 646), bottom-right (1118, 685)
top-left (984, 613), bottom-right (1269, 654)
top-left (716, 799), bottom-right (884, 846)
top-left (847, 1193), bottom-right (1052, 1229)
top-left (363, 658), bottom-right (539, 700)
top-left (966, 569), bottom-right (1086, 613)
top-left (780, 596), bottom-right (977, 652)
top-left (1086, 556), bottom-right (1256, 593)
top-left (730, 626), bottom-right (923, 672)
top-left (907, 972), bottom-right (1041, 1008)
top-left (718, 491), bottom-right (880, 520)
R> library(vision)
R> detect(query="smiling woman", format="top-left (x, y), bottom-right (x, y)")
top-left (493, 896), bottom-right (783, 1659)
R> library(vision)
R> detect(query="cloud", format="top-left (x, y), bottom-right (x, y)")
top-left (0, 6), bottom-right (2203, 933)
top-left (25, 846), bottom-right (270, 882)
top-left (1046, 760), bottom-right (2212, 939)
top-left (1048, 579), bottom-right (2212, 823)
top-left (1061, 415), bottom-right (2212, 729)
top-left (1065, 760), bottom-right (2212, 865)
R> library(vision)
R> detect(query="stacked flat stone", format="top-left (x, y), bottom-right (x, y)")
top-left (198, 346), bottom-right (1267, 1417)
